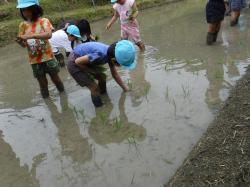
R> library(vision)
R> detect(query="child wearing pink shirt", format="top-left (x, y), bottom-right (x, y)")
top-left (106, 0), bottom-right (145, 51)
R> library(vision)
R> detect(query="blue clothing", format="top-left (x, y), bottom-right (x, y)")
top-left (67, 42), bottom-right (110, 75)
top-left (73, 42), bottom-right (109, 65)
top-left (230, 0), bottom-right (246, 11)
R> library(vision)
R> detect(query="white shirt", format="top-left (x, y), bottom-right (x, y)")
top-left (49, 30), bottom-right (72, 53)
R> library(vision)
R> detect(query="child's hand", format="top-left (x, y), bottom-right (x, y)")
top-left (123, 85), bottom-right (130, 92)
top-left (19, 34), bottom-right (32, 40)
top-left (106, 23), bottom-right (111, 30)
top-left (128, 16), bottom-right (135, 22)
top-left (15, 37), bottom-right (27, 47)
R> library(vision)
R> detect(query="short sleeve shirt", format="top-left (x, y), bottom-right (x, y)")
top-left (49, 29), bottom-right (72, 53)
top-left (73, 42), bottom-right (109, 64)
top-left (19, 18), bottom-right (54, 64)
top-left (113, 0), bottom-right (135, 24)
top-left (67, 42), bottom-right (109, 74)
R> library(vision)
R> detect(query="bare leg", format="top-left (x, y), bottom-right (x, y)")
top-left (87, 82), bottom-right (103, 107)
top-left (94, 74), bottom-right (107, 94)
top-left (37, 75), bottom-right (49, 98)
top-left (213, 22), bottom-right (222, 42)
top-left (49, 73), bottom-right (65, 93)
top-left (207, 23), bottom-right (217, 45)
top-left (231, 11), bottom-right (240, 26)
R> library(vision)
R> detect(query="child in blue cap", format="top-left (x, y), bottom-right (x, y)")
top-left (206, 0), bottom-right (226, 45)
top-left (49, 25), bottom-right (81, 67)
top-left (15, 0), bottom-right (64, 98)
top-left (67, 40), bottom-right (136, 107)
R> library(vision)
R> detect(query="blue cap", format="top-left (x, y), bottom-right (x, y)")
top-left (17, 0), bottom-right (39, 8)
top-left (66, 25), bottom-right (81, 38)
top-left (115, 40), bottom-right (136, 70)
top-left (111, 0), bottom-right (117, 3)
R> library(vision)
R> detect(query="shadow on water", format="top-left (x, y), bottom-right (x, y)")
top-left (0, 131), bottom-right (40, 187)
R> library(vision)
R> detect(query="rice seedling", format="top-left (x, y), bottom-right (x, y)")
top-left (165, 86), bottom-right (171, 103)
top-left (171, 98), bottom-right (177, 118)
top-left (99, 112), bottom-right (108, 126)
top-left (181, 84), bottom-right (191, 99)
top-left (113, 117), bottom-right (123, 131)
top-left (128, 79), bottom-right (133, 90)
top-left (143, 84), bottom-right (150, 102)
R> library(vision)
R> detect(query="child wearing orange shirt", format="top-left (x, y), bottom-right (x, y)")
top-left (16, 0), bottom-right (64, 98)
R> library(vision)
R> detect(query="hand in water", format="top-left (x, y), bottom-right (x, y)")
top-left (106, 23), bottom-right (111, 30)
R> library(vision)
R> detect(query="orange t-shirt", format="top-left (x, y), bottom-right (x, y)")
top-left (18, 18), bottom-right (54, 64)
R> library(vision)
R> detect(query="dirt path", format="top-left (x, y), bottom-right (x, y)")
top-left (166, 67), bottom-right (250, 187)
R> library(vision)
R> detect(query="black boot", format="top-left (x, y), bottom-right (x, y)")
top-left (206, 32), bottom-right (214, 45)
top-left (56, 82), bottom-right (65, 93)
top-left (41, 88), bottom-right (49, 99)
top-left (98, 81), bottom-right (107, 94)
top-left (91, 95), bottom-right (103, 107)
top-left (213, 32), bottom-right (218, 42)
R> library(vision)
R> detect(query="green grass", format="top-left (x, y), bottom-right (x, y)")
top-left (0, 0), bottom-right (180, 47)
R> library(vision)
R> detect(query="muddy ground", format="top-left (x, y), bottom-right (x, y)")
top-left (166, 67), bottom-right (250, 186)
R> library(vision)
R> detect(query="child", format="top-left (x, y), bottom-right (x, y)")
top-left (229, 0), bottom-right (246, 26)
top-left (49, 25), bottom-right (81, 67)
top-left (67, 40), bottom-right (136, 107)
top-left (106, 0), bottom-right (145, 51)
top-left (206, 0), bottom-right (226, 45)
top-left (77, 19), bottom-right (98, 43)
top-left (16, 0), bottom-right (64, 98)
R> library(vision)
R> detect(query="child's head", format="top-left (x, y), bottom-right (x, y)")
top-left (20, 5), bottom-right (43, 22)
top-left (17, 0), bottom-right (43, 22)
top-left (117, 0), bottom-right (126, 5)
top-left (66, 25), bottom-right (81, 42)
top-left (107, 40), bottom-right (136, 69)
top-left (76, 19), bottom-right (92, 37)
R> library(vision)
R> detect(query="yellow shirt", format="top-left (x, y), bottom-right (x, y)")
top-left (18, 18), bottom-right (54, 64)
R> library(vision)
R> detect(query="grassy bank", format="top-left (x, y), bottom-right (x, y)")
top-left (0, 0), bottom-right (181, 48)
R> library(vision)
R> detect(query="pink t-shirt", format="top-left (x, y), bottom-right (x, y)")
top-left (113, 0), bottom-right (135, 25)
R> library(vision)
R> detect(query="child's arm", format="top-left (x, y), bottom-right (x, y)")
top-left (15, 37), bottom-right (27, 48)
top-left (109, 63), bottom-right (129, 92)
top-left (74, 55), bottom-right (96, 73)
top-left (19, 31), bottom-right (52, 40)
top-left (106, 11), bottom-right (119, 30)
top-left (129, 1), bottom-right (139, 21)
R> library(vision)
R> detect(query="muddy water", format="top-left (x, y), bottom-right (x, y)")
top-left (1, 1), bottom-right (250, 187)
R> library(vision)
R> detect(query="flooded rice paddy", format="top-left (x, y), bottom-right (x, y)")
top-left (1, 1), bottom-right (250, 187)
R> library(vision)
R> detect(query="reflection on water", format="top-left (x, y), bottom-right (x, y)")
top-left (89, 93), bottom-right (146, 145)
top-left (45, 94), bottom-right (92, 163)
top-left (1, 0), bottom-right (250, 186)
top-left (129, 54), bottom-right (151, 107)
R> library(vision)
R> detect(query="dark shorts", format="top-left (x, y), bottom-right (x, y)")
top-left (230, 0), bottom-right (245, 11)
top-left (70, 65), bottom-right (106, 87)
top-left (31, 60), bottom-right (60, 78)
top-left (206, 0), bottom-right (226, 24)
